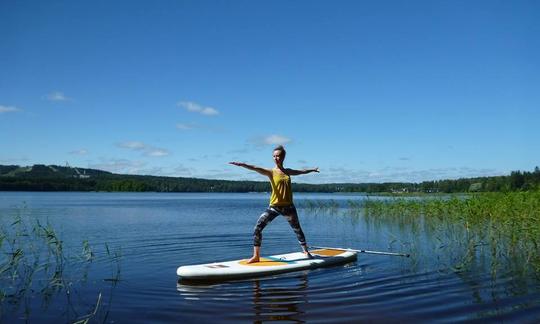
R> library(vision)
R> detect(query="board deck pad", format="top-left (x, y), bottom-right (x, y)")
top-left (177, 248), bottom-right (357, 281)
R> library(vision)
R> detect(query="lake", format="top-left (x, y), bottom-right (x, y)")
top-left (1, 192), bottom-right (539, 323)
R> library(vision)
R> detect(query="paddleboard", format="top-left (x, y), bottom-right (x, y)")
top-left (176, 248), bottom-right (357, 281)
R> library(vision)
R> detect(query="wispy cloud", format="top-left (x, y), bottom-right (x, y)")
top-left (176, 122), bottom-right (226, 133)
top-left (176, 123), bottom-right (196, 130)
top-left (227, 147), bottom-right (250, 155)
top-left (44, 91), bottom-right (71, 102)
top-left (89, 159), bottom-right (146, 174)
top-left (174, 164), bottom-right (195, 177)
top-left (265, 134), bottom-right (291, 145)
top-left (250, 134), bottom-right (292, 147)
top-left (177, 101), bottom-right (219, 116)
top-left (190, 166), bottom-right (251, 181)
top-left (0, 156), bottom-right (29, 164)
top-left (147, 149), bottom-right (169, 157)
top-left (371, 167), bottom-right (504, 183)
top-left (116, 141), bottom-right (170, 157)
top-left (0, 105), bottom-right (21, 114)
top-left (305, 166), bottom-right (505, 184)
top-left (118, 141), bottom-right (146, 150)
top-left (90, 163), bottom-right (197, 177)
top-left (69, 149), bottom-right (88, 155)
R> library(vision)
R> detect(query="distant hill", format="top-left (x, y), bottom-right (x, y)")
top-left (0, 164), bottom-right (269, 192)
top-left (0, 164), bottom-right (112, 178)
top-left (0, 164), bottom-right (538, 193)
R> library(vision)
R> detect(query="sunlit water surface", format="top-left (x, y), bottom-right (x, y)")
top-left (1, 192), bottom-right (539, 323)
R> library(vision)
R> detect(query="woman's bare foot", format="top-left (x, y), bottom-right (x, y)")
top-left (247, 246), bottom-right (261, 263)
top-left (246, 255), bottom-right (260, 263)
top-left (301, 244), bottom-right (313, 259)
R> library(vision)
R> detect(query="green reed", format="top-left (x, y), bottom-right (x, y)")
top-left (301, 199), bottom-right (340, 215)
top-left (360, 191), bottom-right (540, 275)
top-left (0, 206), bottom-right (121, 323)
top-left (301, 191), bottom-right (540, 276)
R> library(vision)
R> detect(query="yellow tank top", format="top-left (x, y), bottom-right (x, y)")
top-left (269, 169), bottom-right (293, 206)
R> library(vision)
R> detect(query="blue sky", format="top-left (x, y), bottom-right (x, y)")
top-left (1, 1), bottom-right (539, 183)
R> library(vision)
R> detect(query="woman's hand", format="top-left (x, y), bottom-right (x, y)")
top-left (229, 161), bottom-right (244, 167)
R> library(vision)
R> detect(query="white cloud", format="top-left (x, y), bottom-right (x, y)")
top-left (89, 159), bottom-right (146, 174)
top-left (258, 165), bottom-right (506, 184)
top-left (187, 165), bottom-right (251, 181)
top-left (44, 91), bottom-right (71, 102)
top-left (69, 149), bottom-right (88, 155)
top-left (146, 149), bottom-right (169, 157)
top-left (117, 141), bottom-right (170, 157)
top-left (249, 134), bottom-right (292, 147)
top-left (177, 101), bottom-right (219, 116)
top-left (264, 134), bottom-right (291, 145)
top-left (0, 105), bottom-right (21, 113)
top-left (176, 123), bottom-right (196, 130)
top-left (117, 141), bottom-right (146, 150)
top-left (309, 166), bottom-right (504, 184)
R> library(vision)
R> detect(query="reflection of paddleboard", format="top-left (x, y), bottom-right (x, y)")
top-left (176, 248), bottom-right (357, 281)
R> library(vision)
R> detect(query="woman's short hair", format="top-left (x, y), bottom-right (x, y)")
top-left (273, 145), bottom-right (286, 157)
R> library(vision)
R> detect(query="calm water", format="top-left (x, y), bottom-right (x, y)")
top-left (1, 192), bottom-right (539, 323)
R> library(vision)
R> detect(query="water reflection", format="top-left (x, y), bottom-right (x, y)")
top-left (177, 273), bottom-right (310, 322)
top-left (252, 274), bottom-right (309, 323)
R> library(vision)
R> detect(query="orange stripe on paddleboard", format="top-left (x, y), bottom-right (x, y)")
top-left (239, 258), bottom-right (288, 266)
top-left (310, 249), bottom-right (345, 256)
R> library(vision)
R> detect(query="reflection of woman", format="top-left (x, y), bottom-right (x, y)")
top-left (252, 274), bottom-right (309, 321)
top-left (229, 145), bottom-right (319, 263)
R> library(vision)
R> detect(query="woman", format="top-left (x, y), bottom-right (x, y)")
top-left (229, 145), bottom-right (319, 263)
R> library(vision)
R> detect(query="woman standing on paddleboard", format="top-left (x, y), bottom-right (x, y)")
top-left (229, 145), bottom-right (319, 263)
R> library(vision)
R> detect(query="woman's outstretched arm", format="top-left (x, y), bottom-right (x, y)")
top-left (229, 162), bottom-right (272, 177)
top-left (286, 167), bottom-right (320, 176)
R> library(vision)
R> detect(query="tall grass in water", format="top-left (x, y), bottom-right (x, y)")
top-left (361, 191), bottom-right (540, 275)
top-left (0, 206), bottom-right (121, 323)
top-left (300, 199), bottom-right (340, 215)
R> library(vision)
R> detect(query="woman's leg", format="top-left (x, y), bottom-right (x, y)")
top-left (281, 206), bottom-right (312, 258)
top-left (249, 208), bottom-right (279, 263)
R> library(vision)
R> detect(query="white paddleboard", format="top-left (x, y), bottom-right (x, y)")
top-left (176, 248), bottom-right (357, 281)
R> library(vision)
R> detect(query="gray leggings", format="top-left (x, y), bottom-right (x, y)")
top-left (253, 205), bottom-right (307, 247)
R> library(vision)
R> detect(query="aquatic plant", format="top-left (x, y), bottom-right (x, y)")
top-left (0, 206), bottom-right (121, 322)
top-left (300, 199), bottom-right (340, 214)
top-left (300, 191), bottom-right (540, 277)
top-left (360, 191), bottom-right (540, 275)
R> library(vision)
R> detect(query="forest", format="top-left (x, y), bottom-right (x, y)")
top-left (0, 164), bottom-right (539, 193)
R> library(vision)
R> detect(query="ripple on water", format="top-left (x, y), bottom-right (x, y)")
top-left (171, 261), bottom-right (540, 323)
top-left (2, 192), bottom-right (540, 323)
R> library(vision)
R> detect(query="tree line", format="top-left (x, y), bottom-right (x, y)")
top-left (0, 164), bottom-right (539, 193)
